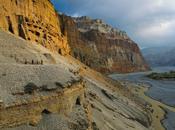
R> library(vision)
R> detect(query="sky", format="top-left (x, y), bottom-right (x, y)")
top-left (51, 0), bottom-right (175, 48)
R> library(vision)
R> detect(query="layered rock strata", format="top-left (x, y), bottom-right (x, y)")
top-left (0, 0), bottom-right (152, 129)
top-left (0, 0), bottom-right (70, 55)
top-left (0, 30), bottom-right (86, 128)
top-left (59, 15), bottom-right (150, 73)
top-left (0, 29), bottom-right (151, 130)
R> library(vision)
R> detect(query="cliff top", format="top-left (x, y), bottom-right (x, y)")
top-left (74, 16), bottom-right (130, 40)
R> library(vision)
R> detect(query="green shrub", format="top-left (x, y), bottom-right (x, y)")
top-left (147, 70), bottom-right (175, 80)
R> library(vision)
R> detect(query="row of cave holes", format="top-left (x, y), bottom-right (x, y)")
top-left (6, 16), bottom-right (63, 55)
top-left (41, 97), bottom-right (81, 115)
top-left (6, 15), bottom-right (45, 41)
top-left (6, 16), bottom-right (26, 40)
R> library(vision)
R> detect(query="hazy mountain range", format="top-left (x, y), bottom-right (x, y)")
top-left (142, 46), bottom-right (175, 67)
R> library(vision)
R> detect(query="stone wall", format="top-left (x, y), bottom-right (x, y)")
top-left (0, 0), bottom-right (70, 55)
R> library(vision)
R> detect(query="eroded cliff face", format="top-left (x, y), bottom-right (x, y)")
top-left (0, 30), bottom-right (87, 129)
top-left (0, 0), bottom-right (70, 55)
top-left (59, 15), bottom-right (150, 73)
top-left (0, 1), bottom-right (152, 129)
top-left (0, 21), bottom-right (151, 130)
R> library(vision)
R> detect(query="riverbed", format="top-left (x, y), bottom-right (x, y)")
top-left (109, 67), bottom-right (175, 130)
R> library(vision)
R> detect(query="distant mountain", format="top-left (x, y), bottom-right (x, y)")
top-left (142, 46), bottom-right (175, 67)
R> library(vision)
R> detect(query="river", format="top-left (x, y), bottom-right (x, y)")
top-left (109, 67), bottom-right (175, 130)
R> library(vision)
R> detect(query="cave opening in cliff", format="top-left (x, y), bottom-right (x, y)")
top-left (76, 96), bottom-right (81, 105)
top-left (15, 0), bottom-right (18, 5)
top-left (17, 15), bottom-right (26, 40)
top-left (35, 31), bottom-right (40, 37)
top-left (42, 109), bottom-right (51, 114)
top-left (18, 24), bottom-right (26, 40)
top-left (58, 49), bottom-right (62, 55)
top-left (6, 16), bottom-right (14, 34)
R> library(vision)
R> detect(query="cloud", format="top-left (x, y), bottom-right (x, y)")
top-left (51, 0), bottom-right (175, 47)
top-left (136, 20), bottom-right (175, 38)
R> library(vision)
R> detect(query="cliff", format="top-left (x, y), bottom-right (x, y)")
top-left (0, 0), bottom-right (149, 73)
top-left (59, 15), bottom-right (150, 73)
top-left (0, 30), bottom-right (87, 129)
top-left (0, 0), bottom-right (70, 55)
top-left (0, 30), bottom-right (151, 130)
top-left (0, 0), bottom-right (153, 130)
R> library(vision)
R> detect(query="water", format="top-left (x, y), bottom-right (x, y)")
top-left (109, 66), bottom-right (175, 130)
top-left (163, 109), bottom-right (175, 130)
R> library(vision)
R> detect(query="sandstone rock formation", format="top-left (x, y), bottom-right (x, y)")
top-left (59, 15), bottom-right (150, 73)
top-left (0, 30), bottom-right (151, 130)
top-left (0, 0), bottom-right (149, 73)
top-left (0, 30), bottom-right (86, 129)
top-left (0, 0), bottom-right (70, 55)
top-left (0, 0), bottom-right (153, 130)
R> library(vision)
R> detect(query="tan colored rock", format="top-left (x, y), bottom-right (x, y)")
top-left (0, 29), bottom-right (151, 130)
top-left (0, 30), bottom-right (86, 129)
top-left (0, 0), bottom-right (70, 55)
top-left (0, 1), bottom-right (153, 129)
top-left (0, 82), bottom-right (85, 128)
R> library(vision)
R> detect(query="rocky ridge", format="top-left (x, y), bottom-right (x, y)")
top-left (0, 30), bottom-right (151, 130)
top-left (0, 0), bottom-right (153, 130)
top-left (59, 15), bottom-right (150, 73)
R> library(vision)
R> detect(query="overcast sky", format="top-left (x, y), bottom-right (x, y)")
top-left (51, 0), bottom-right (175, 48)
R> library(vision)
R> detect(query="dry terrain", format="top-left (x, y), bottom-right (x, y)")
top-left (0, 30), bottom-right (153, 130)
